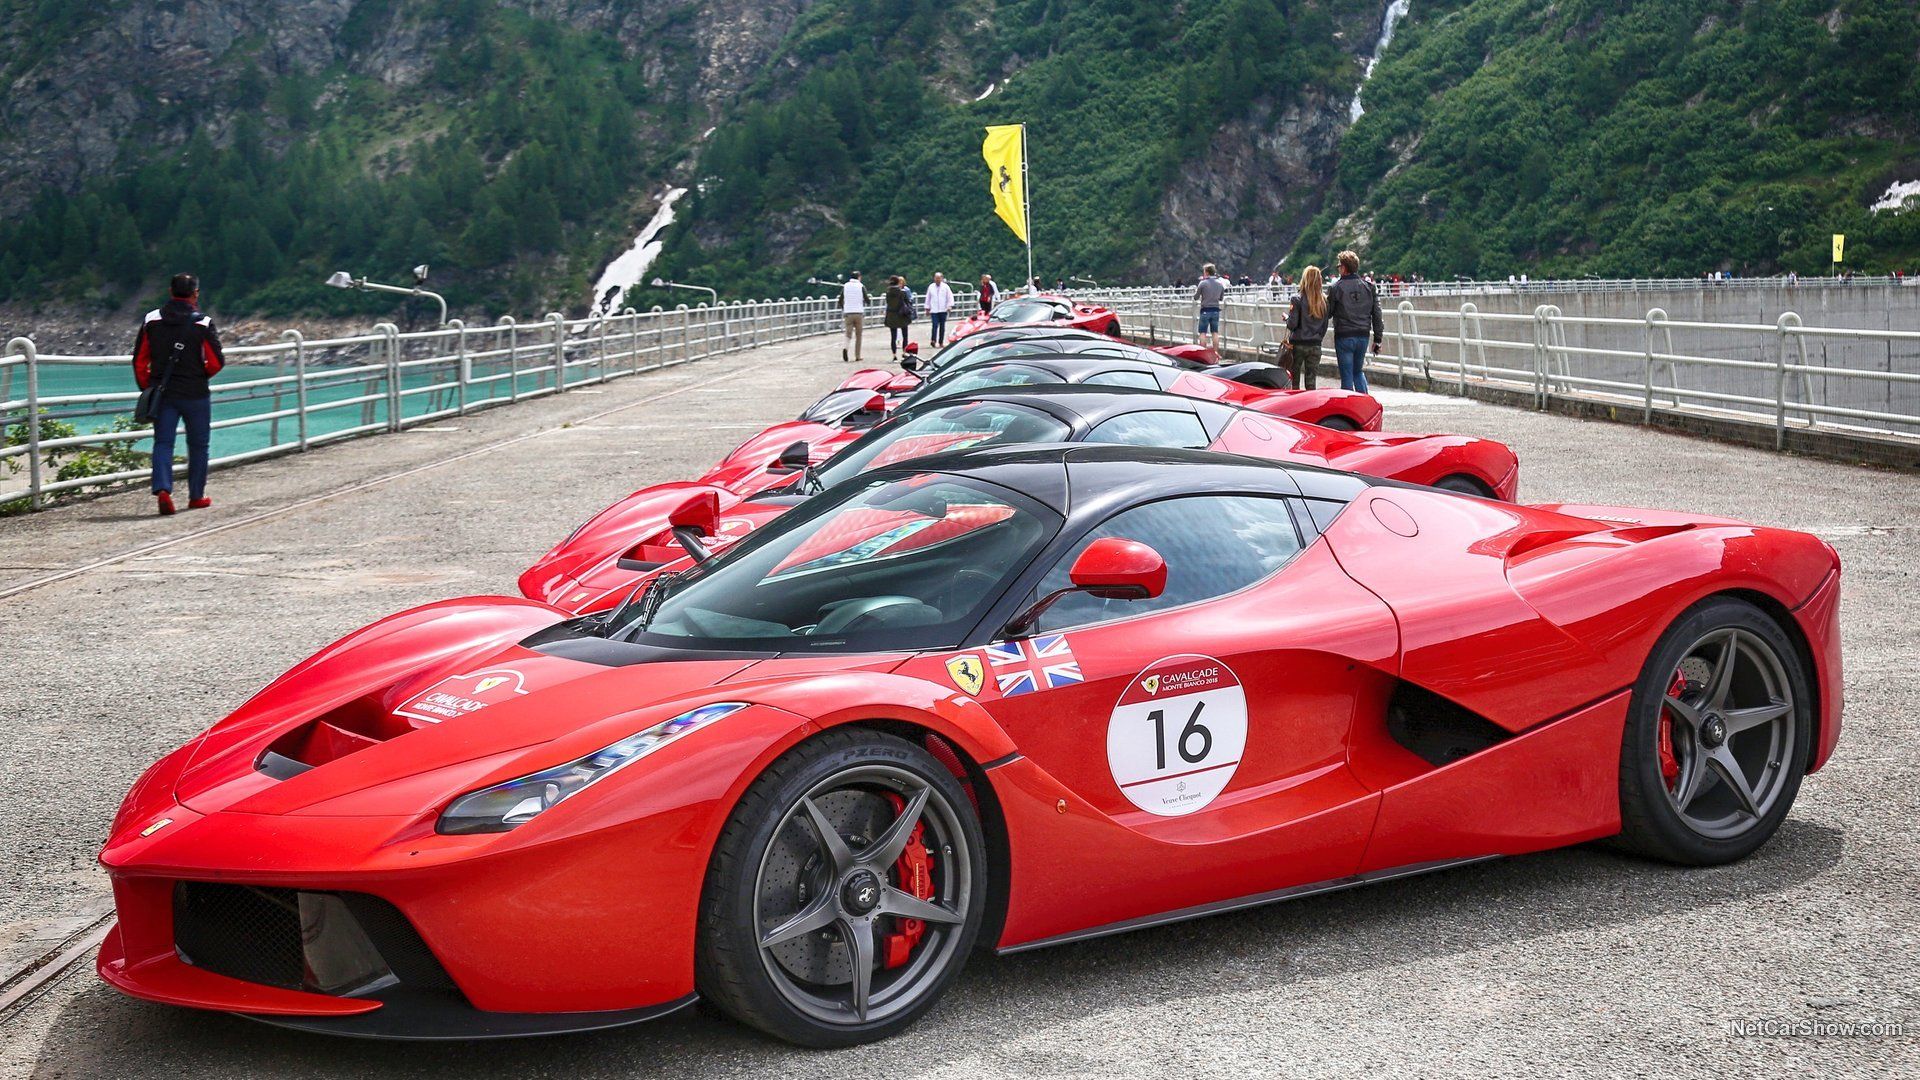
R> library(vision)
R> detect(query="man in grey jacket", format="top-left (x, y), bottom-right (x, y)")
top-left (1325, 250), bottom-right (1383, 393)
top-left (1194, 263), bottom-right (1229, 350)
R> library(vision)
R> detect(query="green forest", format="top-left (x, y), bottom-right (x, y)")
top-left (0, 0), bottom-right (698, 317)
top-left (651, 0), bottom-right (1354, 297)
top-left (1296, 0), bottom-right (1920, 276)
top-left (0, 0), bottom-right (1915, 319)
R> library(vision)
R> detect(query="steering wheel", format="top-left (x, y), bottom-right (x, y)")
top-left (814, 595), bottom-right (929, 634)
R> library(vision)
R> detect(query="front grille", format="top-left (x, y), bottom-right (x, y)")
top-left (173, 882), bottom-right (459, 997)
top-left (173, 882), bottom-right (305, 990)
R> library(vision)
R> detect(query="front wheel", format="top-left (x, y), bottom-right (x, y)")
top-left (696, 729), bottom-right (987, 1046)
top-left (1614, 597), bottom-right (1811, 865)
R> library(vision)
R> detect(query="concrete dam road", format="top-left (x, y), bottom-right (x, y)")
top-left (2, 343), bottom-right (1916, 1078)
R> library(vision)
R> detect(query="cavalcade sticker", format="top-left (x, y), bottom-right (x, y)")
top-left (395, 668), bottom-right (532, 724)
top-left (1106, 655), bottom-right (1247, 816)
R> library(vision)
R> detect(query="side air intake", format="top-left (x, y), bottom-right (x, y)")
top-left (1386, 683), bottom-right (1513, 767)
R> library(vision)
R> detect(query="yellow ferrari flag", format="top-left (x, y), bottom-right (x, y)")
top-left (1832, 234), bottom-right (1845, 263)
top-left (982, 125), bottom-right (1028, 243)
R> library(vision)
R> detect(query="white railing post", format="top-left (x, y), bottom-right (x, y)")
top-left (547, 312), bottom-right (566, 391)
top-left (376, 322), bottom-right (401, 432)
top-left (450, 319), bottom-right (469, 414)
top-left (1775, 312), bottom-right (1801, 450)
top-left (1457, 301), bottom-right (1475, 396)
top-left (1642, 308), bottom-right (1667, 424)
top-left (7, 337), bottom-right (42, 508)
top-left (497, 316), bottom-right (519, 402)
top-left (280, 329), bottom-right (308, 450)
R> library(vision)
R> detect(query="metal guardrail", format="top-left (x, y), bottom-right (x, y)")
top-left (1, 297), bottom-right (867, 509)
top-left (1072, 276), bottom-right (1917, 302)
top-left (1088, 290), bottom-right (1920, 452)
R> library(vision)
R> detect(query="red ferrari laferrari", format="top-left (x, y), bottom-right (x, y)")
top-left (99, 445), bottom-right (1841, 1046)
top-left (704, 351), bottom-right (1381, 489)
top-left (949, 293), bottom-right (1122, 342)
top-left (521, 385), bottom-right (1519, 615)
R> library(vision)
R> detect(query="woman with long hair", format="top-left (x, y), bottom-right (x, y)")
top-left (1283, 265), bottom-right (1329, 390)
top-left (883, 275), bottom-right (913, 359)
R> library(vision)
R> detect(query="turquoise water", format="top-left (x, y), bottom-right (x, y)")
top-left (5, 356), bottom-right (590, 461)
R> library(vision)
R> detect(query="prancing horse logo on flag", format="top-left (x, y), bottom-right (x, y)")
top-left (946, 655), bottom-right (986, 696)
top-left (998, 165), bottom-right (1012, 193)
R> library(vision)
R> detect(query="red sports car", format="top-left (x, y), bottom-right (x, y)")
top-left (522, 385), bottom-right (1519, 615)
top-left (704, 352), bottom-right (1381, 489)
top-left (949, 293), bottom-right (1122, 342)
top-left (99, 445), bottom-right (1841, 1046)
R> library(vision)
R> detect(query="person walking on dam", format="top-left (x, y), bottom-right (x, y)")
top-left (1194, 264), bottom-right (1229, 351)
top-left (884, 275), bottom-right (914, 360)
top-left (841, 271), bottom-right (867, 363)
top-left (924, 272), bottom-right (955, 347)
top-left (1325, 250), bottom-right (1383, 394)
top-left (132, 273), bottom-right (225, 516)
top-left (1284, 265), bottom-right (1330, 390)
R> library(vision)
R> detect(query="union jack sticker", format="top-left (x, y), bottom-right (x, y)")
top-left (986, 634), bottom-right (1083, 697)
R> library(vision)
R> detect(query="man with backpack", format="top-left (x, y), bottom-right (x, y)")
top-left (132, 273), bottom-right (225, 515)
top-left (1325, 250), bottom-right (1383, 393)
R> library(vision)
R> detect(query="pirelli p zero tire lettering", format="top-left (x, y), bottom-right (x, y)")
top-left (1614, 597), bottom-right (1812, 866)
top-left (696, 728), bottom-right (987, 1047)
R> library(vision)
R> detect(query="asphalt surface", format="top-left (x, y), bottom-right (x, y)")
top-left (1, 338), bottom-right (1915, 1078)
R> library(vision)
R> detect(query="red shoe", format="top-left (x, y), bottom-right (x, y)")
top-left (188, 496), bottom-right (212, 510)
top-left (156, 492), bottom-right (175, 516)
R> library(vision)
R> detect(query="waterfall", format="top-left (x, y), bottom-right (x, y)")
top-left (1350, 0), bottom-right (1411, 122)
top-left (591, 187), bottom-right (689, 315)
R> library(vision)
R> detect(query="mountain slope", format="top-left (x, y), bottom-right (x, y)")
top-left (1295, 0), bottom-right (1920, 276)
top-left (651, 0), bottom-right (1388, 295)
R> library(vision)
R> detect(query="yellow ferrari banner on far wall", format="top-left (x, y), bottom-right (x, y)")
top-left (982, 125), bottom-right (1028, 244)
top-left (1832, 234), bottom-right (1845, 263)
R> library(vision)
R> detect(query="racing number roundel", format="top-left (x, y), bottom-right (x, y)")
top-left (1106, 655), bottom-right (1247, 816)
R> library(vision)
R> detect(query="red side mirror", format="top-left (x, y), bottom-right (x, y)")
top-left (668, 490), bottom-right (721, 537)
top-left (1068, 537), bottom-right (1166, 600)
top-left (864, 393), bottom-right (886, 413)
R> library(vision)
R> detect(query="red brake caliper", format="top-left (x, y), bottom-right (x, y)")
top-left (879, 792), bottom-right (936, 969)
top-left (1658, 669), bottom-right (1686, 789)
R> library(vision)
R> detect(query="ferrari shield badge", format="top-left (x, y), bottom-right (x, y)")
top-left (395, 667), bottom-right (532, 724)
top-left (945, 654), bottom-right (986, 696)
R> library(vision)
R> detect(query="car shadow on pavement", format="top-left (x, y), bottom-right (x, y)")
top-left (24, 821), bottom-right (1842, 1078)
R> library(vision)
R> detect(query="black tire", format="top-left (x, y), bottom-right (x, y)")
top-left (1433, 474), bottom-right (1493, 497)
top-left (1614, 597), bottom-right (1812, 865)
top-left (1316, 415), bottom-right (1361, 432)
top-left (696, 728), bottom-right (987, 1046)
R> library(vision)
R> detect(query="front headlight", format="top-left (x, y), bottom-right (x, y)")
top-left (437, 702), bottom-right (749, 834)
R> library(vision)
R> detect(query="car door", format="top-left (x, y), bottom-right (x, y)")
top-left (953, 492), bottom-right (1400, 940)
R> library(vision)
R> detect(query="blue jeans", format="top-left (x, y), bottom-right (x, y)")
top-left (152, 395), bottom-right (211, 498)
top-left (929, 311), bottom-right (948, 345)
top-left (1196, 308), bottom-right (1221, 335)
top-left (1335, 336), bottom-right (1371, 394)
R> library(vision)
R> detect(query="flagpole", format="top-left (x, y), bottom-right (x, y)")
top-left (1021, 123), bottom-right (1033, 292)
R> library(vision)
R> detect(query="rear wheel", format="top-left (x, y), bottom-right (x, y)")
top-left (1317, 415), bottom-right (1361, 432)
top-left (697, 729), bottom-right (986, 1046)
top-left (1433, 474), bottom-right (1493, 497)
top-left (1615, 597), bottom-right (1811, 865)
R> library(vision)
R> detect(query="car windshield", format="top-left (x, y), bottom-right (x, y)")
top-left (814, 402), bottom-right (1071, 488)
top-left (991, 300), bottom-right (1065, 325)
top-left (612, 473), bottom-right (1058, 652)
top-left (798, 388), bottom-right (884, 425)
top-left (905, 363), bottom-right (1056, 407)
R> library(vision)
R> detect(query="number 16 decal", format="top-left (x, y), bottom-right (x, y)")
top-left (1107, 655), bottom-right (1247, 816)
